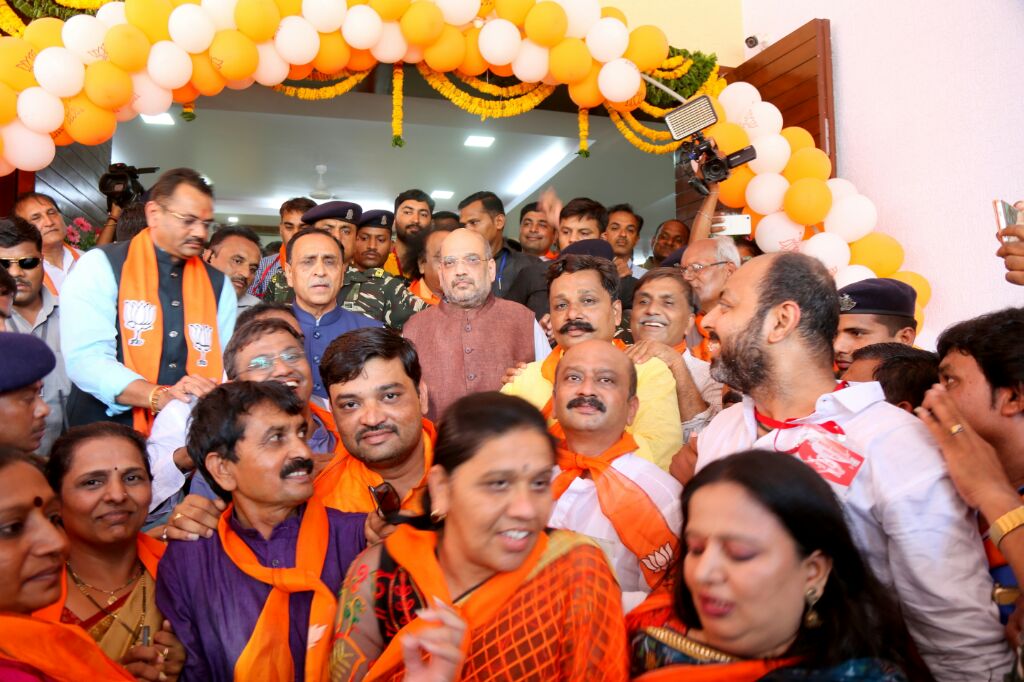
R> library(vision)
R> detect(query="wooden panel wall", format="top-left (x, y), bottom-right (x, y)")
top-left (675, 18), bottom-right (835, 226)
top-left (33, 141), bottom-right (113, 227)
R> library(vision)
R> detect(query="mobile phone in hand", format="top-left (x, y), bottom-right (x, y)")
top-left (993, 200), bottom-right (1021, 242)
top-left (712, 213), bottom-right (752, 236)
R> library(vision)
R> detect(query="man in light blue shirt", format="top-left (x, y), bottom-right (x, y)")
top-left (60, 168), bottom-right (236, 427)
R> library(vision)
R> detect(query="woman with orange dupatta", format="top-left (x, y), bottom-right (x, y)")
top-left (37, 423), bottom-right (184, 681)
top-left (330, 392), bottom-right (629, 682)
top-left (0, 447), bottom-right (135, 681)
top-left (627, 450), bottom-right (920, 682)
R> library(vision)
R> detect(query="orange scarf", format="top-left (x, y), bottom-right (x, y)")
top-left (0, 614), bottom-right (136, 681)
top-left (364, 525), bottom-right (549, 681)
top-left (552, 429), bottom-right (678, 589)
top-left (409, 278), bottom-right (440, 306)
top-left (543, 248), bottom-right (558, 260)
top-left (635, 657), bottom-right (799, 681)
top-left (218, 496), bottom-right (336, 682)
top-left (118, 228), bottom-right (223, 434)
top-left (314, 419), bottom-right (435, 514)
top-left (41, 244), bottom-right (80, 296)
top-left (539, 339), bottom-right (629, 419)
top-left (692, 313), bottom-right (712, 362)
top-left (33, 534), bottom-right (165, 623)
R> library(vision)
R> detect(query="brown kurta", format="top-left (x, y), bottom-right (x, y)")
top-left (404, 294), bottom-right (537, 422)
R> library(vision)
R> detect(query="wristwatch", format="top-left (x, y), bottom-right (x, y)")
top-left (989, 506), bottom-right (1024, 549)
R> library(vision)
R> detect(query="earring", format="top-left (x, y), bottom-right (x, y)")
top-left (803, 588), bottom-right (822, 629)
top-left (430, 509), bottom-right (447, 523)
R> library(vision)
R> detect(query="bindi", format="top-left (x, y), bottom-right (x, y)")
top-left (33, 496), bottom-right (43, 508)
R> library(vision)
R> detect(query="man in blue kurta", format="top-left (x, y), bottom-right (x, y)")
top-left (156, 380), bottom-right (366, 681)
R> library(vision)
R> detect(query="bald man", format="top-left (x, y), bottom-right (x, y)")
top-left (403, 229), bottom-right (550, 422)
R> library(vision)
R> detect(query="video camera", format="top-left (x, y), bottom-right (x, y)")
top-left (680, 130), bottom-right (757, 196)
top-left (99, 163), bottom-right (159, 210)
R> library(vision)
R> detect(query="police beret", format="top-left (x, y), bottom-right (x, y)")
top-left (660, 246), bottom-right (686, 268)
top-left (837, 278), bottom-right (917, 317)
top-left (559, 238), bottom-right (614, 260)
top-left (0, 332), bottom-right (55, 393)
top-left (357, 210), bottom-right (394, 231)
top-left (302, 201), bottom-right (362, 225)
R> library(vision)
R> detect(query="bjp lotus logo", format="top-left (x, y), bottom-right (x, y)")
top-left (123, 300), bottom-right (156, 346)
top-left (640, 543), bottom-right (674, 573)
top-left (188, 324), bottom-right (213, 367)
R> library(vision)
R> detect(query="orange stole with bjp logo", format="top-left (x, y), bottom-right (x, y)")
top-left (117, 228), bottom-right (223, 434)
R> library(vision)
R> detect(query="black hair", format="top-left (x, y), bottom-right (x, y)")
top-left (115, 203), bottom-right (148, 242)
top-left (937, 307), bottom-right (1024, 405)
top-left (519, 201), bottom-right (542, 223)
top-left (13, 191), bottom-right (60, 219)
top-left (546, 254), bottom-right (620, 301)
top-left (404, 223), bottom-right (457, 280)
top-left (263, 240), bottom-right (283, 256)
top-left (458, 191), bottom-right (505, 217)
top-left (871, 351), bottom-right (939, 410)
top-left (431, 211), bottom-right (460, 227)
top-left (864, 313), bottom-right (918, 337)
top-left (208, 225), bottom-right (262, 252)
top-left (395, 189), bottom-right (435, 213)
top-left (46, 422), bottom-right (150, 493)
top-left (320, 327), bottom-right (421, 393)
top-left (236, 301), bottom-right (296, 329)
top-left (149, 167), bottom-right (214, 203)
top-left (850, 342), bottom-right (923, 364)
top-left (607, 202), bottom-right (644, 233)
top-left (0, 446), bottom-right (43, 474)
top-left (757, 253), bottom-right (839, 365)
top-left (187, 381), bottom-right (304, 501)
top-left (0, 263), bottom-right (15, 298)
top-left (634, 267), bottom-right (697, 314)
top-left (0, 216), bottom-right (42, 251)
top-left (280, 197), bottom-right (317, 218)
top-left (223, 318), bottom-right (305, 380)
top-left (675, 450), bottom-right (916, 673)
top-left (285, 226), bottom-right (344, 263)
top-left (560, 197), bottom-right (608, 232)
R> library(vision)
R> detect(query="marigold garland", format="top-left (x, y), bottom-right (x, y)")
top-left (180, 102), bottom-right (195, 122)
top-left (53, 0), bottom-right (108, 10)
top-left (577, 108), bottom-right (589, 158)
top-left (272, 68), bottom-right (372, 101)
top-left (0, 0), bottom-right (25, 36)
top-left (606, 106), bottom-right (684, 155)
top-left (416, 63), bottom-right (555, 120)
top-left (650, 57), bottom-right (692, 80)
top-left (452, 72), bottom-right (537, 97)
top-left (621, 109), bottom-right (673, 141)
top-left (391, 62), bottom-right (404, 147)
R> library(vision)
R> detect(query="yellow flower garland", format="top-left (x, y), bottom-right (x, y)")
top-left (272, 69), bottom-right (372, 101)
top-left (605, 105), bottom-right (684, 155)
top-left (650, 57), bottom-right (692, 80)
top-left (53, 0), bottom-right (109, 10)
top-left (577, 108), bottom-right (589, 157)
top-left (452, 72), bottom-right (538, 97)
top-left (416, 63), bottom-right (555, 120)
top-left (391, 62), bottom-right (404, 147)
top-left (0, 0), bottom-right (25, 36)
top-left (621, 109), bottom-right (673, 141)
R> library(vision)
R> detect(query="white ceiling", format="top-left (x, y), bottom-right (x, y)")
top-left (112, 76), bottom-right (676, 240)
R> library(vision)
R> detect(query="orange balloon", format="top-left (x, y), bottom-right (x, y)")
top-left (780, 126), bottom-right (814, 153)
top-left (549, 37), bottom-right (590, 84)
top-left (424, 25), bottom-right (465, 73)
top-left (623, 25), bottom-right (667, 72)
top-left (457, 27), bottom-right (488, 77)
top-left (64, 93), bottom-right (117, 145)
top-left (708, 95), bottom-right (725, 123)
top-left (275, 0), bottom-right (302, 15)
top-left (848, 232), bottom-right (905, 277)
top-left (287, 61), bottom-right (314, 79)
top-left (568, 60), bottom-right (603, 109)
top-left (783, 147), bottom-right (832, 182)
top-left (124, 0), bottom-right (173, 43)
top-left (400, 1), bottom-right (444, 47)
top-left (368, 0), bottom-right (409, 21)
top-left (525, 2), bottom-right (567, 48)
top-left (170, 0), bottom-right (200, 5)
top-left (802, 224), bottom-right (821, 240)
top-left (0, 82), bottom-right (18, 125)
top-left (312, 31), bottom-right (350, 74)
top-left (783, 178), bottom-right (832, 225)
top-left (495, 0), bottom-right (535, 26)
top-left (209, 30), bottom-right (259, 81)
top-left (23, 18), bottom-right (64, 51)
top-left (50, 125), bottom-right (73, 146)
top-left (718, 165), bottom-right (754, 209)
top-left (346, 48), bottom-right (377, 72)
top-left (888, 271), bottom-right (932, 307)
top-left (190, 52), bottom-right (226, 96)
top-left (703, 121), bottom-right (749, 155)
top-left (607, 80), bottom-right (645, 112)
top-left (235, 0), bottom-right (281, 42)
top-left (84, 61), bottom-right (133, 110)
top-left (172, 81), bottom-right (200, 103)
top-left (490, 62), bottom-right (514, 77)
top-left (600, 6), bottom-right (627, 25)
top-left (0, 38), bottom-right (39, 91)
top-left (104, 24), bottom-right (151, 73)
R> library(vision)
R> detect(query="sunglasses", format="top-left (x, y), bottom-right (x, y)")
top-left (0, 257), bottom-right (41, 270)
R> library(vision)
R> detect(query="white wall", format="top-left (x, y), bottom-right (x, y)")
top-left (742, 0), bottom-right (1024, 346)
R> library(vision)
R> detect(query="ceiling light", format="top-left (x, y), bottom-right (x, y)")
top-left (464, 135), bottom-right (494, 148)
top-left (227, 216), bottom-right (239, 224)
top-left (431, 190), bottom-right (454, 200)
top-left (140, 113), bottom-right (175, 126)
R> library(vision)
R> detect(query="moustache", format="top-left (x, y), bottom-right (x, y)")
top-left (231, 276), bottom-right (247, 287)
top-left (452, 276), bottom-right (474, 286)
top-left (279, 457), bottom-right (314, 478)
top-left (356, 424), bottom-right (398, 441)
top-left (185, 238), bottom-right (204, 247)
top-left (13, 277), bottom-right (30, 288)
top-left (567, 395), bottom-right (606, 412)
top-left (559, 320), bottom-right (596, 335)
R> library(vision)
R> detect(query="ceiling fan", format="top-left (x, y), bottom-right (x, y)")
top-left (309, 164), bottom-right (334, 200)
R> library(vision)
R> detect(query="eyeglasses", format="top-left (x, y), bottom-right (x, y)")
top-left (438, 254), bottom-right (488, 269)
top-left (0, 257), bottom-right (41, 270)
top-left (681, 260), bottom-right (728, 276)
top-left (160, 204), bottom-right (218, 231)
top-left (244, 349), bottom-right (306, 373)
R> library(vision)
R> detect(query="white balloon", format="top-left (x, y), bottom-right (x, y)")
top-left (16, 87), bottom-right (64, 134)
top-left (253, 41), bottom-right (289, 86)
top-left (371, 22), bottom-right (407, 64)
top-left (276, 16), bottom-right (321, 64)
top-left (800, 231), bottom-right (850, 274)
top-left (402, 43), bottom-right (424, 64)
top-left (96, 1), bottom-right (128, 28)
top-left (62, 14), bottom-right (108, 64)
top-left (754, 212), bottom-right (803, 253)
top-left (201, 0), bottom-right (237, 31)
top-left (740, 100), bottom-right (783, 140)
top-left (147, 41), bottom-right (193, 90)
top-left (33, 47), bottom-right (86, 98)
top-left (302, 0), bottom-right (346, 33)
top-left (114, 104), bottom-right (138, 122)
top-left (833, 264), bottom-right (876, 289)
top-left (718, 81), bottom-right (760, 124)
top-left (585, 17), bottom-right (628, 63)
top-left (747, 134), bottom-right (790, 175)
top-left (1, 121), bottom-right (56, 172)
top-left (129, 72), bottom-right (172, 116)
top-left (341, 5), bottom-right (383, 51)
top-left (478, 18), bottom-right (521, 66)
top-left (169, 4), bottom-right (217, 54)
top-left (597, 57), bottom-right (639, 102)
top-left (435, 0), bottom-right (480, 25)
top-left (511, 39), bottom-right (548, 83)
top-left (745, 172), bottom-right (789, 216)
top-left (554, 0), bottom-right (600, 38)
top-left (824, 194), bottom-right (878, 243)
top-left (825, 177), bottom-right (857, 203)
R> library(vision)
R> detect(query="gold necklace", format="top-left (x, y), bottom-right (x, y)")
top-left (67, 561), bottom-right (144, 606)
top-left (644, 626), bottom-right (741, 663)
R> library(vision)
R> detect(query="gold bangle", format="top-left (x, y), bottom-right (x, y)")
top-left (990, 506), bottom-right (1024, 549)
top-left (149, 386), bottom-right (170, 415)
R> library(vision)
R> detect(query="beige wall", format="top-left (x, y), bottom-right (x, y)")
top-left (601, 0), bottom-right (745, 66)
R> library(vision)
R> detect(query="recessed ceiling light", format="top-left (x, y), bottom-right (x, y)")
top-left (227, 216), bottom-right (239, 224)
top-left (140, 113), bottom-right (175, 126)
top-left (464, 135), bottom-right (494, 148)
top-left (430, 190), bottom-right (454, 200)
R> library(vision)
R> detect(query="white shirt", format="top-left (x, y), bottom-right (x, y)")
top-left (531, 319), bottom-right (552, 363)
top-left (147, 397), bottom-right (195, 511)
top-left (42, 244), bottom-right (80, 293)
top-left (237, 293), bottom-right (261, 312)
top-left (680, 348), bottom-right (721, 441)
top-left (548, 441), bottom-right (682, 613)
top-left (695, 381), bottom-right (1014, 681)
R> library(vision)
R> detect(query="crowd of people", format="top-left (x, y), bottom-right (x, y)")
top-left (0, 165), bottom-right (1022, 682)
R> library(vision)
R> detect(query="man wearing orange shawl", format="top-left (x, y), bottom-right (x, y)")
top-left (155, 381), bottom-right (366, 682)
top-left (59, 168), bottom-right (236, 435)
top-left (547, 340), bottom-right (681, 612)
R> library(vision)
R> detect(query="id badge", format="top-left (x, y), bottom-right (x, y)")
top-left (792, 436), bottom-right (864, 488)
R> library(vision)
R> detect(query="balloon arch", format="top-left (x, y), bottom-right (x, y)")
top-left (0, 0), bottom-right (929, 314)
